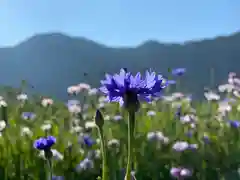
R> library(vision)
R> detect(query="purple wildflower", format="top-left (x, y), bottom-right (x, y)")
top-left (83, 135), bottom-right (96, 147)
top-left (170, 167), bottom-right (192, 178)
top-left (76, 158), bottom-right (94, 171)
top-left (99, 69), bottom-right (166, 110)
top-left (21, 112), bottom-right (36, 120)
top-left (172, 141), bottom-right (189, 152)
top-left (185, 130), bottom-right (193, 137)
top-left (202, 135), bottom-right (210, 144)
top-left (66, 100), bottom-right (80, 107)
top-left (228, 120), bottom-right (240, 128)
top-left (172, 68), bottom-right (186, 76)
top-left (33, 136), bottom-right (56, 151)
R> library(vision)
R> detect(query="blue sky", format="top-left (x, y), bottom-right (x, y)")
top-left (0, 0), bottom-right (239, 47)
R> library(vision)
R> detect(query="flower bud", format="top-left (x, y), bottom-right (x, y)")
top-left (95, 109), bottom-right (104, 128)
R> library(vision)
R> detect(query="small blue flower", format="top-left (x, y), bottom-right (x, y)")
top-left (223, 98), bottom-right (236, 103)
top-left (21, 112), bottom-right (36, 120)
top-left (34, 136), bottom-right (56, 150)
top-left (175, 106), bottom-right (182, 119)
top-left (99, 69), bottom-right (167, 107)
top-left (76, 158), bottom-right (94, 172)
top-left (228, 120), bottom-right (240, 128)
top-left (185, 130), bottom-right (193, 137)
top-left (83, 135), bottom-right (96, 147)
top-left (202, 135), bottom-right (210, 144)
top-left (170, 167), bottom-right (192, 178)
top-left (172, 68), bottom-right (186, 76)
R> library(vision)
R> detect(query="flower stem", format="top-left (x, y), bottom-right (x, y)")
top-left (97, 126), bottom-right (109, 180)
top-left (47, 159), bottom-right (53, 180)
top-left (125, 111), bottom-right (135, 180)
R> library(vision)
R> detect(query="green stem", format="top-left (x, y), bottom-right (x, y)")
top-left (125, 111), bottom-right (135, 180)
top-left (97, 126), bottom-right (109, 180)
top-left (47, 159), bottom-right (52, 180)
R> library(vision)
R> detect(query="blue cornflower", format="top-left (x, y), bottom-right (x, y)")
top-left (99, 69), bottom-right (166, 111)
top-left (172, 68), bottom-right (186, 76)
top-left (83, 135), bottom-right (96, 147)
top-left (34, 136), bottom-right (56, 151)
top-left (21, 112), bottom-right (36, 120)
top-left (228, 120), bottom-right (240, 128)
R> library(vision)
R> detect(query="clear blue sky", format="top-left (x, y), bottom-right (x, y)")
top-left (0, 0), bottom-right (239, 47)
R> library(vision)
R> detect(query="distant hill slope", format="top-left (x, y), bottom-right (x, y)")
top-left (0, 32), bottom-right (240, 100)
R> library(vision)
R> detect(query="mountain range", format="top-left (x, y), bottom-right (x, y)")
top-left (0, 31), bottom-right (240, 100)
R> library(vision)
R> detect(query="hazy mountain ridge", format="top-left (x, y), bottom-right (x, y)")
top-left (0, 31), bottom-right (240, 100)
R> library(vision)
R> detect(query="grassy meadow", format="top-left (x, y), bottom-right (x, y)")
top-left (0, 69), bottom-right (240, 180)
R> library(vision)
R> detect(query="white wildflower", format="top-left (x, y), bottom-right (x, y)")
top-left (189, 143), bottom-right (198, 149)
top-left (41, 124), bottom-right (52, 131)
top-left (78, 83), bottom-right (91, 91)
top-left (147, 132), bottom-right (156, 140)
top-left (0, 120), bottom-right (6, 131)
top-left (204, 91), bottom-right (220, 101)
top-left (233, 90), bottom-right (240, 98)
top-left (0, 100), bottom-right (7, 107)
top-left (39, 149), bottom-right (64, 161)
top-left (98, 103), bottom-right (105, 108)
top-left (108, 139), bottom-right (120, 147)
top-left (104, 115), bottom-right (110, 121)
top-left (88, 88), bottom-right (98, 95)
top-left (68, 104), bottom-right (81, 114)
top-left (180, 115), bottom-right (192, 124)
top-left (70, 126), bottom-right (83, 134)
top-left (21, 127), bottom-right (33, 137)
top-left (113, 115), bottom-right (123, 121)
top-left (147, 131), bottom-right (169, 144)
top-left (85, 121), bottom-right (96, 129)
top-left (41, 98), bottom-right (53, 107)
top-left (218, 84), bottom-right (234, 93)
top-left (172, 141), bottom-right (189, 151)
top-left (17, 93), bottom-right (28, 101)
top-left (234, 77), bottom-right (240, 86)
top-left (147, 110), bottom-right (156, 116)
top-left (218, 101), bottom-right (231, 113)
top-left (180, 168), bottom-right (192, 177)
top-left (67, 85), bottom-right (81, 95)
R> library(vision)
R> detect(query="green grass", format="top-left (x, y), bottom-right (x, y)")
top-left (0, 88), bottom-right (239, 180)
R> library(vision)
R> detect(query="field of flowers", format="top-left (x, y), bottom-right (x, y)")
top-left (0, 68), bottom-right (240, 180)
